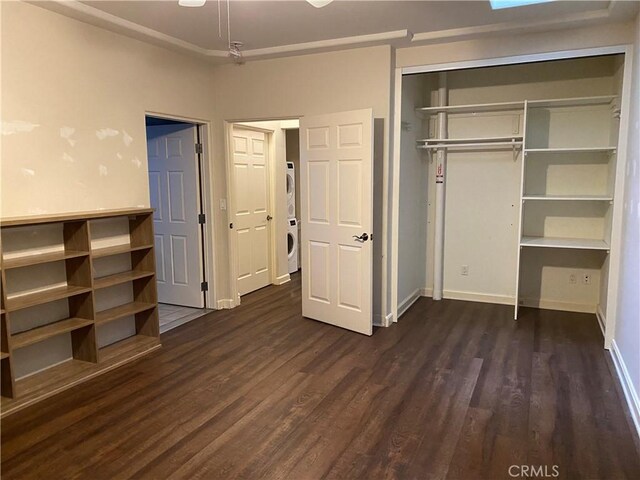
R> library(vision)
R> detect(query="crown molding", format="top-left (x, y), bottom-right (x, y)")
top-left (34, 1), bottom-right (629, 63)
top-left (410, 9), bottom-right (612, 45)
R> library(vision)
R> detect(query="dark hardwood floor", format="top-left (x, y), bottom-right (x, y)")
top-left (2, 274), bottom-right (639, 479)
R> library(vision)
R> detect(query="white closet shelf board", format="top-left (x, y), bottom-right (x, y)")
top-left (416, 101), bottom-right (525, 115)
top-left (520, 236), bottom-right (610, 250)
top-left (418, 136), bottom-right (523, 144)
top-left (525, 147), bottom-right (617, 154)
top-left (527, 95), bottom-right (618, 108)
top-left (522, 195), bottom-right (614, 201)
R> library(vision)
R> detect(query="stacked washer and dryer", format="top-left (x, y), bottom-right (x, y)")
top-left (286, 162), bottom-right (299, 273)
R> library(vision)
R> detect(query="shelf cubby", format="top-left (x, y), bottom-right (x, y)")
top-left (0, 208), bottom-right (159, 416)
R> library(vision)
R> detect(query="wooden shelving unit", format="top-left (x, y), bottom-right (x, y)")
top-left (0, 208), bottom-right (160, 416)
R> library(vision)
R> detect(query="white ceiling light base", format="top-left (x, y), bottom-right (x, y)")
top-left (306, 0), bottom-right (334, 8)
top-left (178, 0), bottom-right (206, 7)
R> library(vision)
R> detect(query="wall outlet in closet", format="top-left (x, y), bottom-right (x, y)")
top-left (582, 274), bottom-right (592, 285)
top-left (461, 265), bottom-right (469, 276)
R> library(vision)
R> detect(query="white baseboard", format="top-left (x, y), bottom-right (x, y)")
top-left (610, 339), bottom-right (640, 441)
top-left (596, 305), bottom-right (606, 337)
top-left (373, 312), bottom-right (393, 327)
top-left (520, 297), bottom-right (596, 314)
top-left (398, 288), bottom-right (422, 319)
top-left (421, 287), bottom-right (433, 297)
top-left (445, 289), bottom-right (514, 306)
top-left (216, 298), bottom-right (236, 309)
top-left (274, 274), bottom-right (291, 286)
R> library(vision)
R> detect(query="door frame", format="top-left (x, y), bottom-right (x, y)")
top-left (225, 121), bottom-right (279, 305)
top-left (145, 111), bottom-right (216, 309)
top-left (390, 44), bottom-right (633, 351)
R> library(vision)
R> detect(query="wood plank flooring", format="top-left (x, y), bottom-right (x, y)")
top-left (2, 274), bottom-right (639, 479)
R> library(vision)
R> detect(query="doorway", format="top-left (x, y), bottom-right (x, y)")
top-left (145, 114), bottom-right (213, 332)
top-left (226, 120), bottom-right (300, 301)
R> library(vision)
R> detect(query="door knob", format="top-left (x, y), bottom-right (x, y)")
top-left (353, 233), bottom-right (369, 242)
top-left (266, 215), bottom-right (273, 221)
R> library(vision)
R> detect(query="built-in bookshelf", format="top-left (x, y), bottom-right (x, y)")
top-left (0, 208), bottom-right (160, 416)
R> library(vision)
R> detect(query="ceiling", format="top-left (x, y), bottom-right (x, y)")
top-left (35, 1), bottom-right (638, 62)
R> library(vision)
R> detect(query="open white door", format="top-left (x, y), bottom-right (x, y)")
top-left (147, 124), bottom-right (204, 308)
top-left (300, 109), bottom-right (373, 335)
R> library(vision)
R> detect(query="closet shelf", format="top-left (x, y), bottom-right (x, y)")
top-left (6, 285), bottom-right (92, 312)
top-left (11, 318), bottom-right (94, 350)
top-left (91, 244), bottom-right (153, 259)
top-left (522, 195), bottom-right (613, 201)
top-left (417, 136), bottom-right (523, 150)
top-left (524, 147), bottom-right (616, 154)
top-left (93, 270), bottom-right (155, 290)
top-left (99, 335), bottom-right (160, 363)
top-left (95, 301), bottom-right (155, 326)
top-left (527, 95), bottom-right (617, 108)
top-left (520, 236), bottom-right (609, 251)
top-left (2, 250), bottom-right (89, 270)
top-left (416, 101), bottom-right (524, 115)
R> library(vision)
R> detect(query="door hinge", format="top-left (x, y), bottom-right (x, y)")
top-left (198, 213), bottom-right (206, 224)
top-left (201, 281), bottom-right (209, 292)
top-left (195, 143), bottom-right (203, 154)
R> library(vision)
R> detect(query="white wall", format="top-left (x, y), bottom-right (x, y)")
top-left (397, 75), bottom-right (429, 313)
top-left (613, 12), bottom-right (640, 433)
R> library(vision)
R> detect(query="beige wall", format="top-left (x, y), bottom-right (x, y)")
top-left (209, 45), bottom-right (393, 309)
top-left (1, 1), bottom-right (216, 217)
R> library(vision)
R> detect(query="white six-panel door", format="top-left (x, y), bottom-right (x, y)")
top-left (232, 127), bottom-right (272, 296)
top-left (147, 124), bottom-right (204, 308)
top-left (300, 109), bottom-right (374, 335)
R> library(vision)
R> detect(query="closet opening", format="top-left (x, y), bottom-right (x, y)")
top-left (394, 52), bottom-right (629, 347)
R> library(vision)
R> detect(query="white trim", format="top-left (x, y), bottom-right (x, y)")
top-left (421, 287), bottom-right (433, 297)
top-left (397, 288), bottom-right (421, 319)
top-left (604, 45), bottom-right (634, 349)
top-left (610, 339), bottom-right (640, 440)
top-left (242, 30), bottom-right (412, 59)
top-left (410, 10), bottom-right (610, 46)
top-left (216, 298), bottom-right (237, 309)
top-left (519, 298), bottom-right (596, 314)
top-left (596, 305), bottom-right (606, 338)
top-left (373, 312), bottom-right (394, 328)
top-left (224, 121), bottom-right (240, 306)
top-left (390, 67), bottom-right (403, 324)
top-left (274, 274), bottom-right (291, 286)
top-left (446, 290), bottom-right (514, 306)
top-left (401, 45), bottom-right (628, 75)
top-left (42, 2), bottom-right (410, 63)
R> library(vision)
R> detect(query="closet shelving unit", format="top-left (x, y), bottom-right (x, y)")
top-left (516, 94), bottom-right (619, 317)
top-left (413, 93), bottom-right (620, 320)
top-left (0, 208), bottom-right (160, 416)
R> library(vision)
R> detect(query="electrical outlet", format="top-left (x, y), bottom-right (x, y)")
top-left (569, 274), bottom-right (577, 285)
top-left (461, 265), bottom-right (469, 276)
top-left (582, 273), bottom-right (592, 285)
top-left (219, 198), bottom-right (227, 211)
